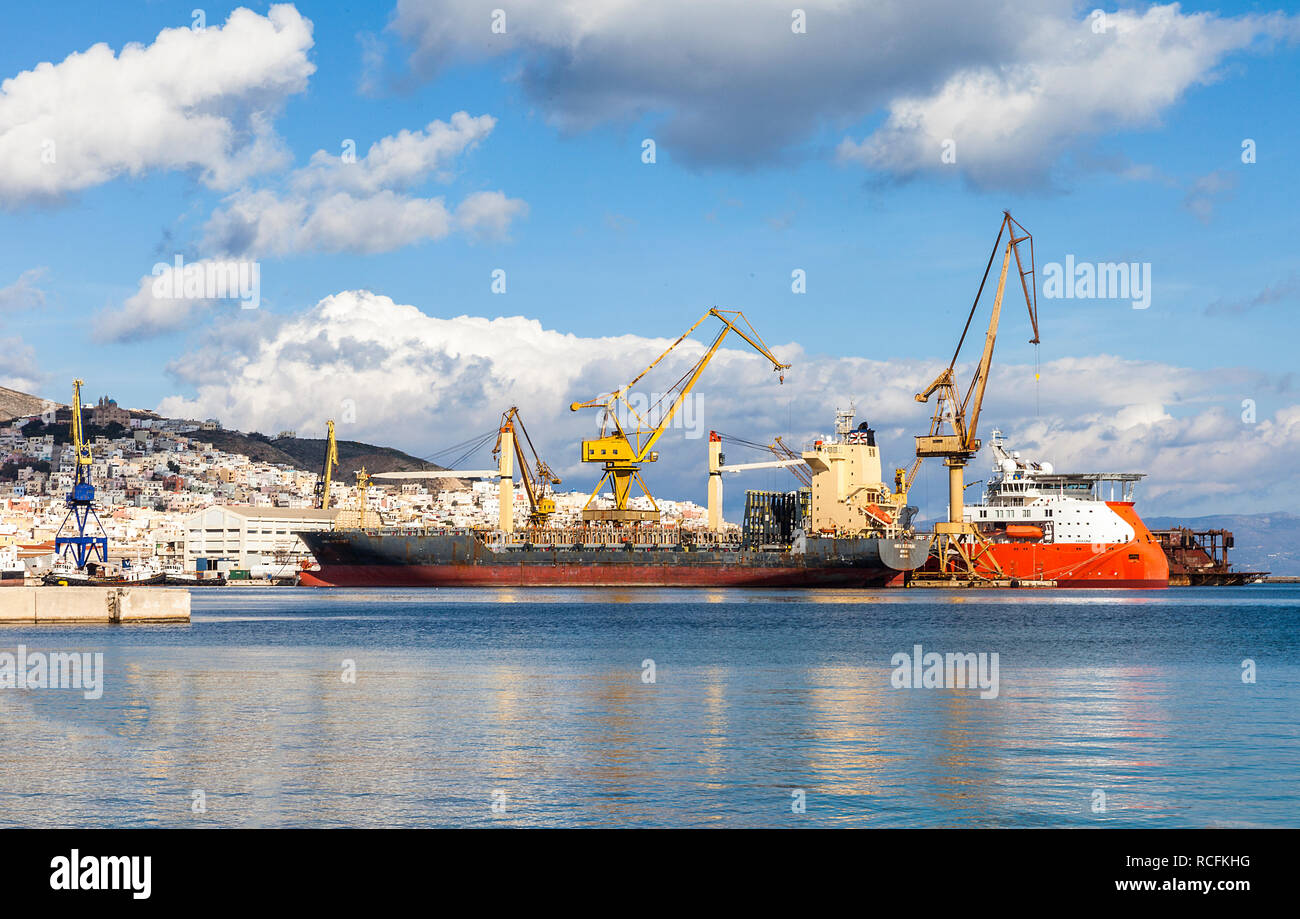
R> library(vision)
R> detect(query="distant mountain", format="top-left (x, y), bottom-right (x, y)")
top-left (201, 430), bottom-right (448, 478)
top-left (0, 386), bottom-right (57, 422)
top-left (0, 383), bottom-right (450, 482)
top-left (1145, 513), bottom-right (1300, 576)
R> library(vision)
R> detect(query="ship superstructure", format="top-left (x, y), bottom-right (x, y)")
top-left (947, 430), bottom-right (1168, 587)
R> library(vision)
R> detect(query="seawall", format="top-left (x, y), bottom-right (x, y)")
top-left (0, 587), bottom-right (190, 623)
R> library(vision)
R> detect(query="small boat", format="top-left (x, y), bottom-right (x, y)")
top-left (43, 569), bottom-right (167, 587)
top-left (43, 558), bottom-right (167, 587)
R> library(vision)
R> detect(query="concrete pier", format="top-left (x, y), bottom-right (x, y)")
top-left (0, 587), bottom-right (190, 624)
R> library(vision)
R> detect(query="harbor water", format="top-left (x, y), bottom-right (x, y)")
top-left (2, 586), bottom-right (1297, 827)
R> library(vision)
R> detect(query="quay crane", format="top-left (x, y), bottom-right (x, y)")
top-left (912, 211), bottom-right (1040, 575)
top-left (53, 379), bottom-right (109, 570)
top-left (352, 466), bottom-right (374, 527)
top-left (570, 308), bottom-right (790, 523)
top-left (368, 407), bottom-right (559, 534)
top-left (493, 407), bottom-right (562, 528)
top-left (314, 420), bottom-right (338, 509)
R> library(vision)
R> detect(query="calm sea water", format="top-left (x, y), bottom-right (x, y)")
top-left (2, 585), bottom-right (1297, 828)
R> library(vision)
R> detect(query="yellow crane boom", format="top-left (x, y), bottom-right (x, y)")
top-left (570, 308), bottom-right (790, 523)
top-left (913, 211), bottom-right (1039, 534)
top-left (315, 420), bottom-right (339, 509)
top-left (69, 378), bottom-right (91, 468)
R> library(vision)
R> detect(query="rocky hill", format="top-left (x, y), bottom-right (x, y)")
top-left (0, 386), bottom-right (57, 422)
top-left (201, 430), bottom-right (447, 477)
top-left (0, 384), bottom-right (448, 479)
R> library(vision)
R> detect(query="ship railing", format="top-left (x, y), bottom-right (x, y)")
top-left (476, 526), bottom-right (744, 550)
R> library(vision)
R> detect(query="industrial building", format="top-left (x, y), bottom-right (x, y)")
top-left (183, 505), bottom-right (338, 575)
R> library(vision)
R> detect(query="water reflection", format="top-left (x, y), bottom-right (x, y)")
top-left (0, 586), bottom-right (1295, 827)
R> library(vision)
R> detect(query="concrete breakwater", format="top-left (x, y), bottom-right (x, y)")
top-left (0, 587), bottom-right (190, 624)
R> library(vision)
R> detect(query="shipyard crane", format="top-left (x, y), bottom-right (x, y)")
top-left (570, 308), bottom-right (790, 523)
top-left (351, 466), bottom-right (375, 527)
top-left (314, 420), bottom-right (339, 510)
top-left (912, 211), bottom-right (1039, 569)
top-left (53, 379), bottom-right (109, 570)
top-left (493, 407), bottom-right (562, 528)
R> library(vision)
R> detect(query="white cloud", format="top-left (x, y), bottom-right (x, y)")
top-left (0, 336), bottom-right (42, 392)
top-left (838, 5), bottom-right (1297, 187)
top-left (0, 267), bottom-right (47, 311)
top-left (201, 112), bottom-right (524, 255)
top-left (156, 290), bottom-right (1300, 516)
top-left (94, 259), bottom-right (243, 342)
top-left (295, 111), bottom-right (495, 194)
top-left (391, 1), bottom-right (1295, 180)
top-left (205, 188), bottom-right (456, 256)
top-left (455, 190), bottom-right (529, 242)
top-left (0, 5), bottom-right (314, 205)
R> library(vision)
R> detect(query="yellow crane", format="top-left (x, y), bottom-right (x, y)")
top-left (912, 211), bottom-right (1040, 570)
top-left (353, 466), bottom-right (372, 524)
top-left (570, 308), bottom-right (790, 523)
top-left (314, 420), bottom-right (338, 509)
top-left (493, 407), bottom-right (562, 527)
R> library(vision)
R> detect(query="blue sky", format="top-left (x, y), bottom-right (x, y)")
top-left (1, 1), bottom-right (1298, 516)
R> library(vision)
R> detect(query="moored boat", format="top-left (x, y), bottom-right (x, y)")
top-left (935, 430), bottom-right (1168, 587)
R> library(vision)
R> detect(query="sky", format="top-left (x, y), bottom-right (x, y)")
top-left (0, 0), bottom-right (1298, 521)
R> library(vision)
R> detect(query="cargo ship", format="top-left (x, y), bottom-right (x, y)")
top-left (931, 430), bottom-right (1169, 587)
top-left (298, 216), bottom-right (1168, 590)
top-left (298, 410), bottom-right (933, 588)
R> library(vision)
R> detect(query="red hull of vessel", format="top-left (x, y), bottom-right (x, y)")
top-left (964, 502), bottom-right (1169, 588)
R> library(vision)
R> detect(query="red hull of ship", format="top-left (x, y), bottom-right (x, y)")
top-left (962, 502), bottom-right (1169, 588)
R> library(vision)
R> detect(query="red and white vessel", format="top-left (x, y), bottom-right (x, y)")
top-left (954, 430), bottom-right (1168, 588)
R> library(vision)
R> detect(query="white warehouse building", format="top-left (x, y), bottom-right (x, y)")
top-left (184, 506), bottom-right (338, 576)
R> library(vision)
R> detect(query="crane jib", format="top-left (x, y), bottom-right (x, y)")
top-left (568, 309), bottom-right (791, 524)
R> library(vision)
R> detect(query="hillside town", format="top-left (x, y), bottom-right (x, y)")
top-left (0, 393), bottom-right (709, 582)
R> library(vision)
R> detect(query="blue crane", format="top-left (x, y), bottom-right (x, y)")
top-left (53, 379), bottom-right (109, 570)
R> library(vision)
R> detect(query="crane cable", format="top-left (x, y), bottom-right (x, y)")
top-left (713, 431), bottom-right (776, 453)
top-left (418, 427), bottom-right (499, 470)
top-left (638, 327), bottom-right (728, 434)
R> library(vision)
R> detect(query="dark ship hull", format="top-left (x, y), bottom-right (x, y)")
top-left (297, 529), bottom-right (931, 588)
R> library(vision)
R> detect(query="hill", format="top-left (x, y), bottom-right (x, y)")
top-left (0, 386), bottom-right (57, 422)
top-left (1145, 512), bottom-right (1300, 576)
top-left (0, 383), bottom-right (450, 481)
top-left (201, 430), bottom-right (449, 477)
